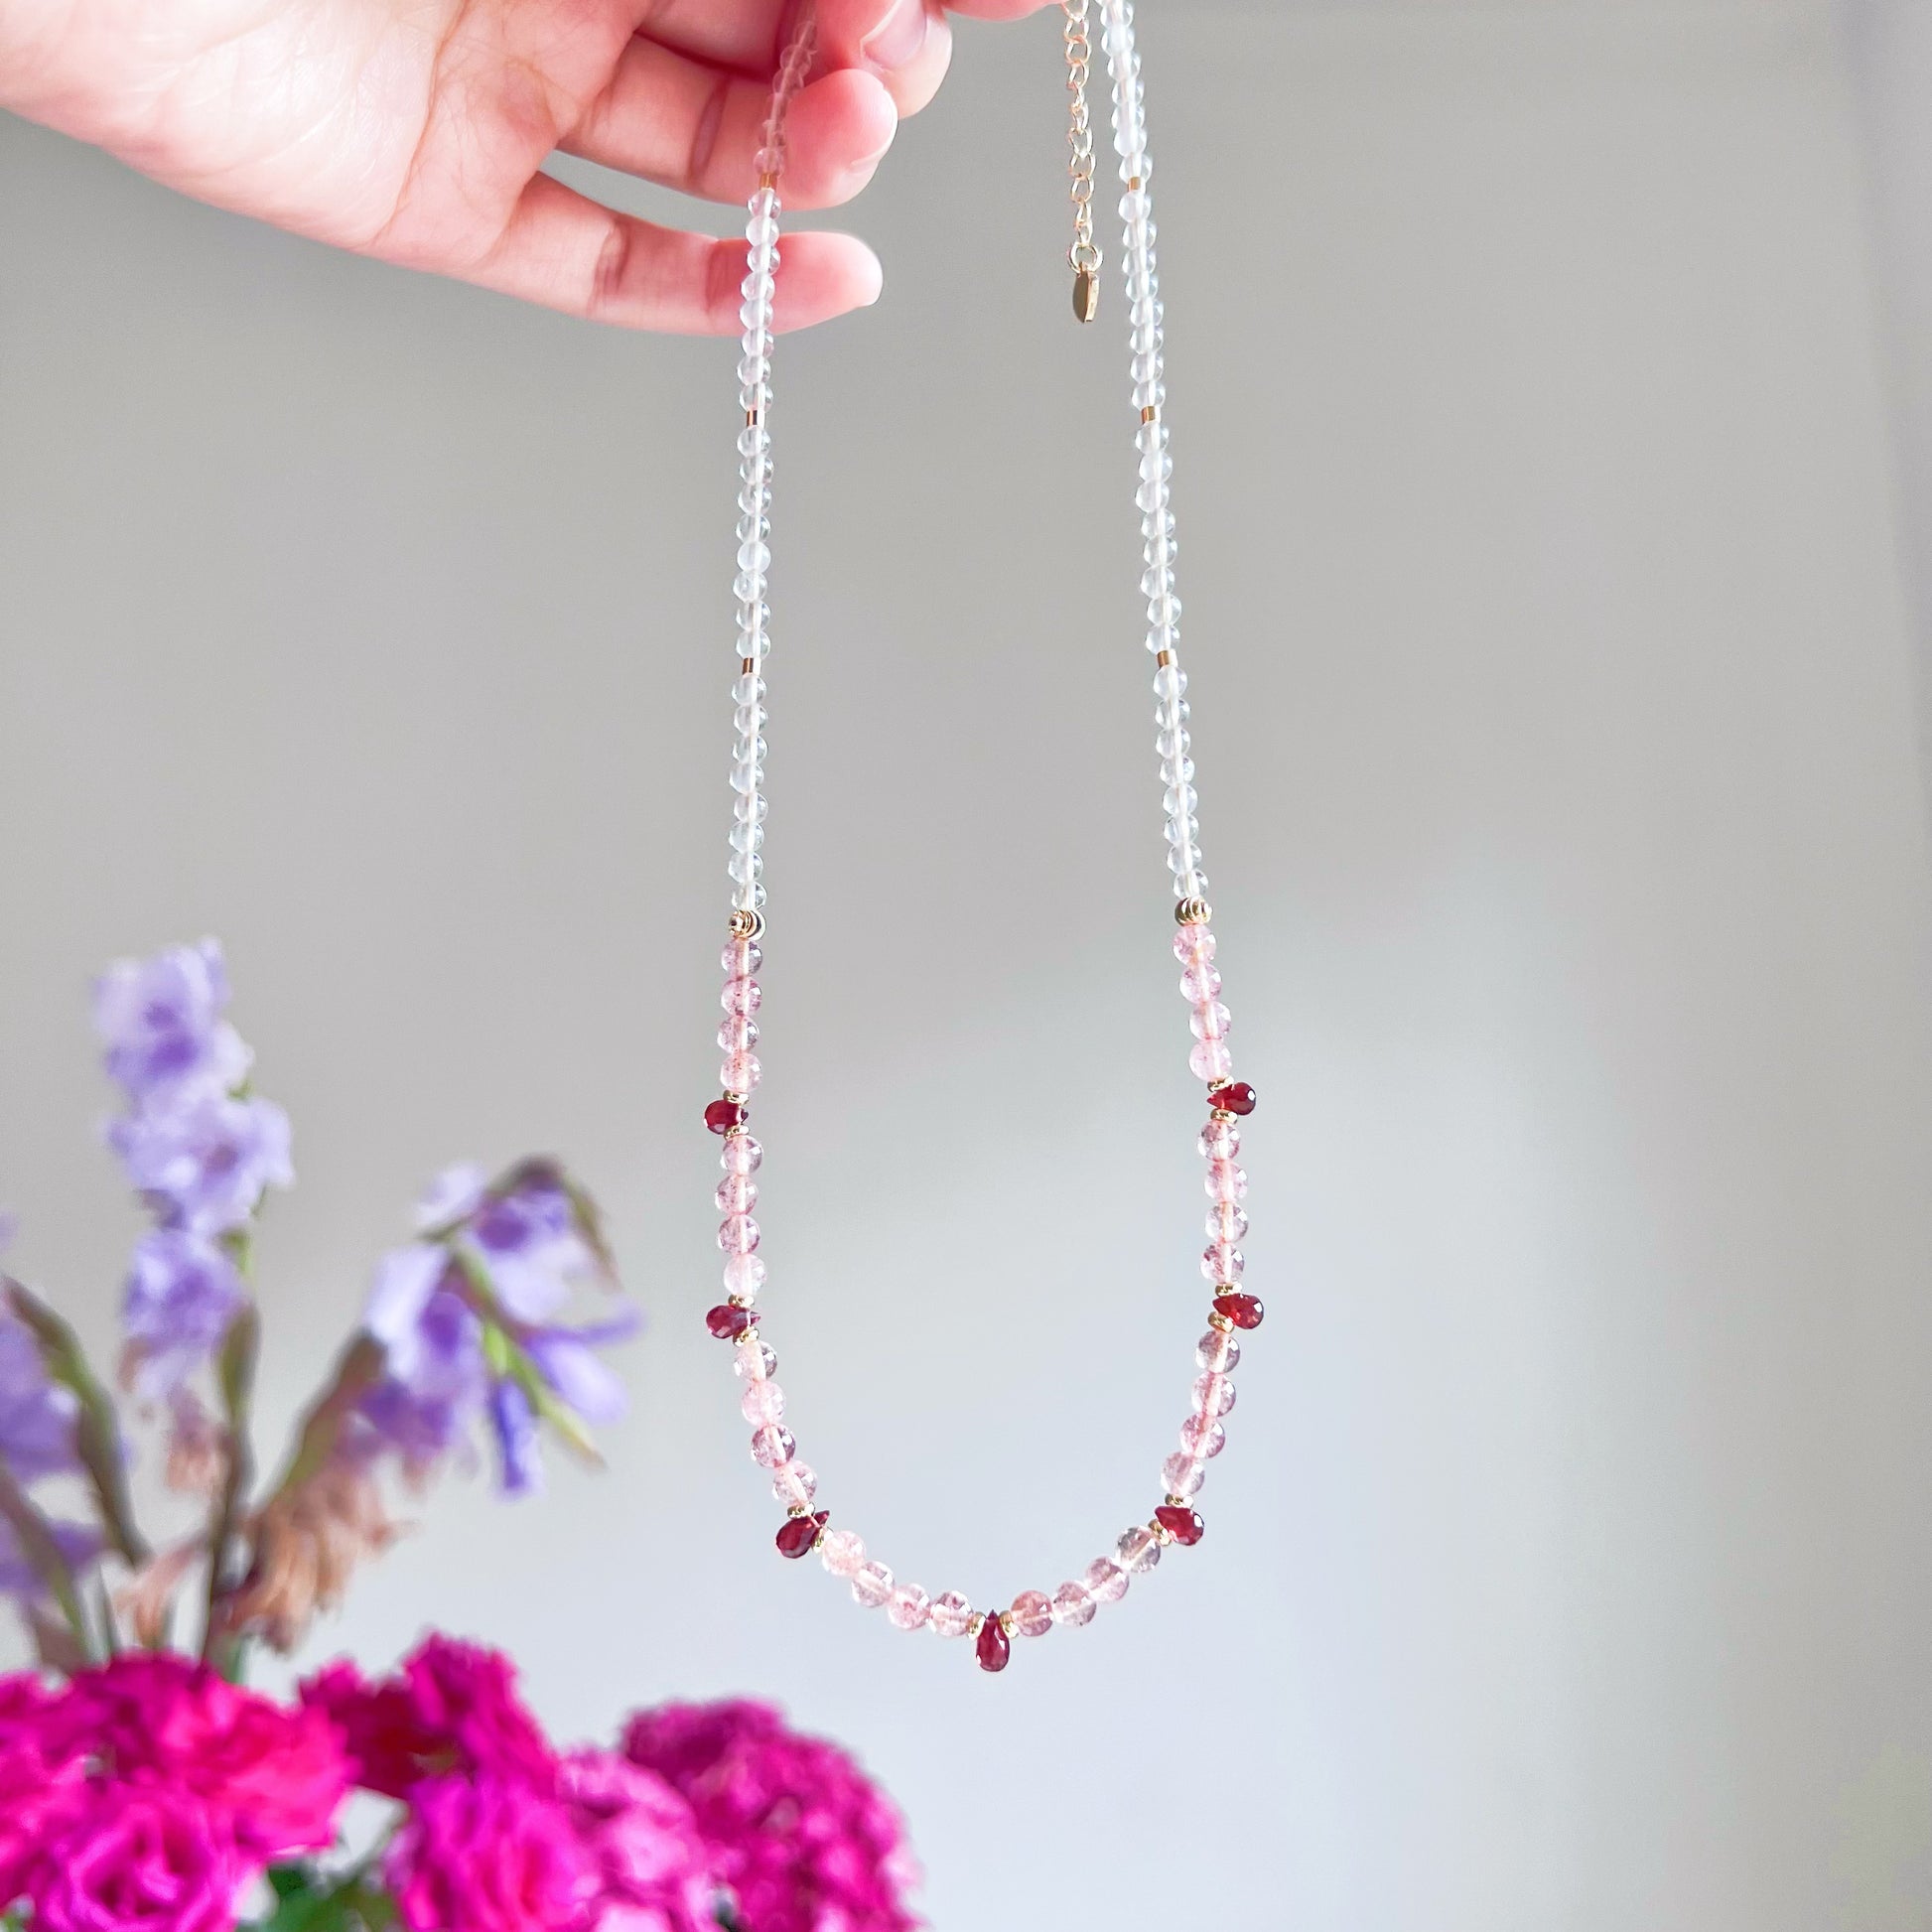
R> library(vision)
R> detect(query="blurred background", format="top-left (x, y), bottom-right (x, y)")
top-left (4, 1), bottom-right (1932, 1926)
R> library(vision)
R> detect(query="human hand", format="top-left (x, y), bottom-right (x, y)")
top-left (0, 0), bottom-right (1056, 331)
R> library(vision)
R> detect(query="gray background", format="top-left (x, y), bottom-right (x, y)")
top-left (5, 2), bottom-right (1932, 1927)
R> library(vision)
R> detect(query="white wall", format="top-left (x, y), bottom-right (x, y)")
top-left (2, 5), bottom-right (1930, 1927)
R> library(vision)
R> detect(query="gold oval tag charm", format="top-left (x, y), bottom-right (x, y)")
top-left (1072, 268), bottom-right (1100, 325)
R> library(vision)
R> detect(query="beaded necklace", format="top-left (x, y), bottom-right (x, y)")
top-left (701, 0), bottom-right (1259, 1673)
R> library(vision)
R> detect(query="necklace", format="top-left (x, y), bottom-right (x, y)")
top-left (700, 0), bottom-right (1260, 1675)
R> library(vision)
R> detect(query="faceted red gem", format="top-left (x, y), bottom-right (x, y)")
top-left (776, 1511), bottom-right (829, 1560)
top-left (1213, 1293), bottom-right (1265, 1331)
top-left (705, 1098), bottom-right (749, 1136)
top-left (975, 1613), bottom-right (1012, 1675)
top-left (1212, 1081), bottom-right (1257, 1117)
top-left (705, 1304), bottom-right (757, 1340)
top-left (1155, 1505), bottom-right (1206, 1548)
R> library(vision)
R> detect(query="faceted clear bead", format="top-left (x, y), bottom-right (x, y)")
top-left (888, 1585), bottom-right (931, 1632)
top-left (820, 1529), bottom-right (866, 1578)
top-left (1179, 1415), bottom-right (1225, 1459)
top-left (1116, 1525), bottom-right (1163, 1576)
top-left (1051, 1582), bottom-right (1097, 1628)
top-left (1201, 1244), bottom-right (1244, 1283)
top-left (750, 1426), bottom-right (795, 1469)
top-left (771, 1460), bottom-right (816, 1508)
top-left (722, 1134), bottom-right (763, 1175)
top-left (1083, 1559), bottom-right (1129, 1605)
top-left (1162, 1451), bottom-right (1205, 1499)
top-left (929, 1591), bottom-right (975, 1638)
top-left (1010, 1591), bottom-right (1054, 1639)
top-left (1196, 1329), bottom-right (1242, 1374)
top-left (717, 1173), bottom-right (758, 1214)
top-left (1198, 1120), bottom-right (1240, 1162)
top-left (1189, 1039), bottom-right (1234, 1083)
top-left (1206, 1201), bottom-right (1249, 1245)
top-left (1192, 1371), bottom-right (1236, 1419)
top-left (722, 1253), bottom-right (765, 1299)
top-left (719, 1215), bottom-right (760, 1256)
top-left (852, 1561), bottom-right (895, 1610)
top-left (1179, 963), bottom-right (1222, 1004)
top-left (740, 1380), bottom-right (785, 1426)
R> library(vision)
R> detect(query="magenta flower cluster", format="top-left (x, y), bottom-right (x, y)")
top-left (0, 1639), bottom-right (923, 1932)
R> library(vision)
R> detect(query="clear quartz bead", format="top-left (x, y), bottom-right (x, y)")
top-left (1051, 1581), bottom-right (1097, 1628)
top-left (740, 1379), bottom-right (785, 1426)
top-left (888, 1585), bottom-right (931, 1632)
top-left (820, 1529), bottom-right (866, 1578)
top-left (1162, 1451), bottom-right (1205, 1499)
top-left (722, 1253), bottom-right (765, 1299)
top-left (929, 1591), bottom-right (975, 1638)
top-left (1116, 1525), bottom-right (1163, 1576)
top-left (1083, 1558), bottom-right (1129, 1605)
top-left (1010, 1591), bottom-right (1054, 1639)
top-left (852, 1561), bottom-right (895, 1609)
top-left (735, 1337), bottom-right (777, 1381)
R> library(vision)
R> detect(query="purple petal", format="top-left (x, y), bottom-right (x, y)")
top-left (93, 941), bottom-right (251, 1104)
top-left (524, 1326), bottom-right (632, 1426)
top-left (488, 1380), bottom-right (543, 1497)
top-left (120, 1230), bottom-right (247, 1398)
top-left (414, 1164), bottom-right (487, 1233)
top-left (0, 1315), bottom-right (79, 1481)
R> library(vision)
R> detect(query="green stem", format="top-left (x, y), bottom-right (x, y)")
top-left (201, 1302), bottom-right (260, 1671)
top-left (0, 1457), bottom-right (91, 1659)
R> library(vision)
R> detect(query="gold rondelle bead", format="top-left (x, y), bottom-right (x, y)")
top-left (1175, 897), bottom-right (1212, 927)
top-left (1150, 1518), bottom-right (1175, 1546)
top-left (1209, 1109), bottom-right (1236, 1124)
top-left (1207, 1312), bottom-right (1234, 1334)
top-left (728, 908), bottom-right (764, 941)
top-left (1164, 1494), bottom-right (1190, 1509)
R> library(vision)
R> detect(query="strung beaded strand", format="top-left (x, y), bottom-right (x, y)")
top-left (702, 0), bottom-right (1262, 1674)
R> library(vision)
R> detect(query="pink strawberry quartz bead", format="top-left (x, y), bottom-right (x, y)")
top-left (888, 1585), bottom-right (932, 1632)
top-left (722, 977), bottom-right (762, 1019)
top-left (1197, 1329), bottom-right (1242, 1374)
top-left (1162, 1451), bottom-right (1205, 1499)
top-left (721, 1133), bottom-right (762, 1175)
top-left (852, 1562), bottom-right (895, 1610)
top-left (1190, 1003), bottom-right (1231, 1041)
top-left (820, 1529), bottom-right (866, 1579)
top-left (1199, 1118), bottom-right (1240, 1161)
top-left (1051, 1581), bottom-right (1096, 1628)
top-left (1009, 1591), bottom-right (1054, 1639)
top-left (722, 1254), bottom-right (765, 1300)
top-left (1190, 1038), bottom-right (1234, 1083)
top-left (1206, 1201), bottom-right (1249, 1245)
top-left (717, 1173), bottom-right (759, 1214)
top-left (1083, 1558), bottom-right (1129, 1604)
top-left (1116, 1525), bottom-right (1163, 1575)
top-left (750, 1426), bottom-right (794, 1468)
top-left (720, 1215), bottom-right (760, 1256)
top-left (722, 938), bottom-right (762, 978)
top-left (772, 1461), bottom-right (817, 1508)
top-left (722, 1050), bottom-right (761, 1093)
top-left (740, 1380), bottom-right (785, 1426)
top-left (929, 1591), bottom-right (976, 1639)
top-left (1179, 1415), bottom-right (1225, 1459)
top-left (1192, 1371), bottom-right (1236, 1419)
top-left (1205, 1160), bottom-right (1247, 1203)
top-left (1202, 1243), bottom-right (1244, 1283)
top-left (1179, 960), bottom-right (1221, 1004)
top-left (1173, 925), bottom-right (1216, 967)
top-left (735, 1337), bottom-right (777, 1381)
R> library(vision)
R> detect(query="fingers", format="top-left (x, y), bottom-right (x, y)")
top-left (469, 172), bottom-right (883, 334)
top-left (564, 53), bottom-right (898, 210)
top-left (815, 0), bottom-right (953, 117)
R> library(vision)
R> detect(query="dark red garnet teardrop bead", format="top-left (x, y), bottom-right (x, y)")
top-left (975, 1613), bottom-right (1012, 1674)
top-left (776, 1511), bottom-right (829, 1560)
top-left (1212, 1293), bottom-right (1265, 1331)
top-left (706, 1098), bottom-right (749, 1136)
top-left (705, 1304), bottom-right (757, 1340)
top-left (1212, 1081), bottom-right (1257, 1117)
top-left (1155, 1505), bottom-right (1205, 1548)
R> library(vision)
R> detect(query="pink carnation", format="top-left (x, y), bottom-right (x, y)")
top-left (21, 1781), bottom-right (249, 1932)
top-left (0, 1725), bottom-right (84, 1908)
top-left (53, 1653), bottom-right (349, 1859)
top-left (622, 1703), bottom-right (921, 1932)
top-left (302, 1635), bottom-right (557, 1799)
top-left (387, 1774), bottom-right (599, 1932)
top-left (559, 1750), bottom-right (719, 1932)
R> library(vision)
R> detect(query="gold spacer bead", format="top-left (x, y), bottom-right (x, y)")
top-left (722, 1091), bottom-right (747, 1107)
top-left (1164, 1494), bottom-right (1191, 1509)
top-left (1207, 1311), bottom-right (1234, 1334)
top-left (969, 1612), bottom-right (986, 1636)
top-left (1128, 176), bottom-right (1143, 192)
top-left (1156, 648), bottom-right (1175, 669)
top-left (746, 408), bottom-right (760, 427)
top-left (1150, 1518), bottom-right (1175, 1546)
top-left (1174, 897), bottom-right (1212, 927)
top-left (998, 1611), bottom-right (1015, 1635)
top-left (728, 908), bottom-right (764, 942)
top-left (759, 171), bottom-right (780, 192)
top-left (786, 1504), bottom-right (811, 1520)
top-left (1209, 1109), bottom-right (1236, 1124)
top-left (727, 1296), bottom-right (755, 1310)
top-left (1142, 405), bottom-right (1161, 425)
top-left (741, 657), bottom-right (759, 677)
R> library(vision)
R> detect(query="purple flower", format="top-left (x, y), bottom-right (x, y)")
top-left (0, 1311), bottom-right (78, 1484)
top-left (93, 940), bottom-right (251, 1106)
top-left (121, 1231), bottom-right (246, 1398)
top-left (358, 1244), bottom-right (488, 1466)
top-left (525, 1317), bottom-right (638, 1427)
top-left (466, 1175), bottom-right (595, 1323)
top-left (487, 1382), bottom-right (541, 1497)
top-left (108, 1090), bottom-right (293, 1236)
top-left (0, 1517), bottom-right (102, 1600)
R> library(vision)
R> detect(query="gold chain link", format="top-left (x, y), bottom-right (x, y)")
top-left (1062, 0), bottom-right (1101, 322)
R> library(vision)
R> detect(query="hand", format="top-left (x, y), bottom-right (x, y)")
top-left (0, 0), bottom-right (1055, 331)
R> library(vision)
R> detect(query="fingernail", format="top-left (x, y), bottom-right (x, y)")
top-left (861, 0), bottom-right (928, 71)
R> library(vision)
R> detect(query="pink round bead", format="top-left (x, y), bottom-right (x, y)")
top-left (1162, 1451), bottom-right (1205, 1499)
top-left (722, 1134), bottom-right (763, 1176)
top-left (1197, 1329), bottom-right (1242, 1374)
top-left (1116, 1525), bottom-right (1162, 1576)
top-left (722, 1051), bottom-right (761, 1094)
top-left (720, 1214), bottom-right (761, 1256)
top-left (819, 1529), bottom-right (866, 1578)
top-left (722, 1253), bottom-right (766, 1299)
top-left (717, 1173), bottom-right (759, 1214)
top-left (1192, 1371), bottom-right (1236, 1419)
top-left (721, 978), bottom-right (762, 1018)
top-left (1173, 926), bottom-right (1217, 966)
top-left (1202, 1243), bottom-right (1244, 1284)
top-left (772, 1461), bottom-right (816, 1508)
top-left (1051, 1582), bottom-right (1097, 1628)
top-left (1010, 1590), bottom-right (1054, 1639)
top-left (750, 1426), bottom-right (795, 1469)
top-left (1190, 1003), bottom-right (1231, 1042)
top-left (1204, 1161), bottom-right (1248, 1203)
top-left (718, 1017), bottom-right (759, 1054)
top-left (1198, 1119), bottom-right (1241, 1162)
top-left (852, 1561), bottom-right (895, 1610)
top-left (1189, 1039), bottom-right (1235, 1083)
top-left (929, 1591), bottom-right (975, 1638)
top-left (1206, 1201), bottom-right (1249, 1245)
top-left (722, 940), bottom-right (763, 978)
top-left (735, 1337), bottom-right (777, 1382)
top-left (888, 1586), bottom-right (932, 1632)
top-left (1179, 963), bottom-right (1222, 1004)
top-left (1083, 1558), bottom-right (1129, 1605)
top-left (740, 1380), bottom-right (785, 1426)
top-left (1179, 1415), bottom-right (1225, 1459)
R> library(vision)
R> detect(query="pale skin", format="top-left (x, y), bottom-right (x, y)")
top-left (0, 0), bottom-right (1056, 332)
